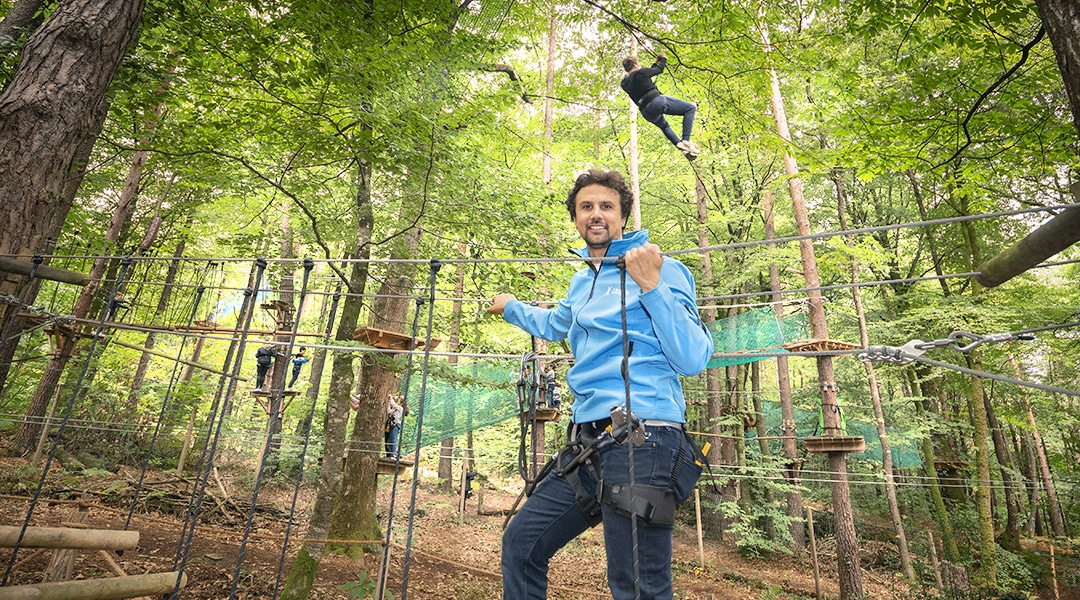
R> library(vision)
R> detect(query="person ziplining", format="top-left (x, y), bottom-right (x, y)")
top-left (620, 52), bottom-right (701, 160)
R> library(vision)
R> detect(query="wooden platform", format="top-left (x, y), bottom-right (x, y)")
top-left (353, 326), bottom-right (441, 352)
top-left (377, 456), bottom-right (415, 475)
top-left (803, 435), bottom-right (865, 454)
top-left (250, 389), bottom-right (300, 397)
top-left (783, 339), bottom-right (861, 353)
top-left (520, 407), bottom-right (561, 423)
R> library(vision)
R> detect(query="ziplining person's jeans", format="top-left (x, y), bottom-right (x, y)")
top-left (640, 95), bottom-right (696, 147)
top-left (501, 423), bottom-right (682, 600)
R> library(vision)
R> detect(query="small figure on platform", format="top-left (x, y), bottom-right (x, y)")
top-left (253, 342), bottom-right (277, 391)
top-left (543, 366), bottom-right (556, 407)
top-left (288, 347), bottom-right (310, 389)
top-left (385, 393), bottom-right (407, 459)
top-left (621, 52), bottom-right (701, 160)
top-left (550, 383), bottom-right (561, 410)
top-left (105, 292), bottom-right (130, 322)
top-left (464, 471), bottom-right (478, 499)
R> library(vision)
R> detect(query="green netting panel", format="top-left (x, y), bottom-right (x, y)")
top-left (706, 306), bottom-right (810, 369)
top-left (398, 358), bottom-right (519, 453)
top-left (745, 399), bottom-right (923, 468)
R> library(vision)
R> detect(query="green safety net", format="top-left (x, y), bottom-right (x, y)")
top-left (393, 356), bottom-right (923, 468)
top-left (747, 399), bottom-right (923, 468)
top-left (397, 358), bottom-right (519, 453)
top-left (706, 306), bottom-right (810, 369)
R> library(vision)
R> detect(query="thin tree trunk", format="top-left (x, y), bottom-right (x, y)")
top-left (759, 11), bottom-right (862, 597)
top-left (832, 169), bottom-right (914, 579)
top-left (983, 390), bottom-right (1022, 551)
top-left (762, 189), bottom-right (804, 549)
top-left (1011, 355), bottom-right (1066, 537)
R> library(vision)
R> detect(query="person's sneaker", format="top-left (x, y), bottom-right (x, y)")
top-left (676, 140), bottom-right (693, 153)
top-left (253, 387), bottom-right (262, 392)
top-left (685, 140), bottom-right (702, 155)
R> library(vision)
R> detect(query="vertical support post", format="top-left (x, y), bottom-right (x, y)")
top-left (176, 406), bottom-right (197, 476)
top-left (806, 507), bottom-right (821, 600)
top-left (927, 531), bottom-right (943, 589)
top-left (694, 488), bottom-right (705, 568)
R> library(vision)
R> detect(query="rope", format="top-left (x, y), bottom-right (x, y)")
top-left (273, 281), bottom-right (339, 600)
top-left (617, 256), bottom-right (642, 600)
top-left (399, 259), bottom-right (442, 600)
top-left (4, 201), bottom-right (1073, 266)
top-left (168, 258), bottom-right (267, 599)
top-left (229, 258), bottom-right (315, 599)
top-left (2, 256), bottom-right (133, 586)
top-left (377, 294), bottom-right (427, 600)
top-left (123, 285), bottom-right (206, 533)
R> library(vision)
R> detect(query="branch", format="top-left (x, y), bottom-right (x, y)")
top-left (934, 26), bottom-right (1046, 169)
top-left (484, 64), bottom-right (532, 104)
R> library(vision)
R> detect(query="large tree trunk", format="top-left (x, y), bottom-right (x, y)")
top-left (0, 0), bottom-right (146, 267)
top-left (1033, 0), bottom-right (1080, 139)
top-left (329, 223), bottom-right (420, 559)
top-left (280, 156), bottom-right (374, 600)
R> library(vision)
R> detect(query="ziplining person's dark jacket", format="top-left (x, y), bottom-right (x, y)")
top-left (620, 55), bottom-right (667, 109)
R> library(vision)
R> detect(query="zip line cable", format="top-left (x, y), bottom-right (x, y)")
top-left (3, 202), bottom-right (1075, 266)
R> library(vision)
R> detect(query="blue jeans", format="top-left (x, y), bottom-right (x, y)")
top-left (640, 96), bottom-right (696, 147)
top-left (385, 424), bottom-right (401, 456)
top-left (501, 423), bottom-right (682, 600)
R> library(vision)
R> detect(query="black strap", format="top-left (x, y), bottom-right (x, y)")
top-left (600, 482), bottom-right (675, 527)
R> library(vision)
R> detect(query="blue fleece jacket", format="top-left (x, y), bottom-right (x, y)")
top-left (503, 230), bottom-right (714, 424)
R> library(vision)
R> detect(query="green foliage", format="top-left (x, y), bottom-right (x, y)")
top-left (340, 572), bottom-right (392, 599)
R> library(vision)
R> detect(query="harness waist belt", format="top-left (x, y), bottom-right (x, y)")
top-left (643, 420), bottom-right (682, 428)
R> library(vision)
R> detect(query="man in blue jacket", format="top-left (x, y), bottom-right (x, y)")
top-left (488, 168), bottom-right (714, 600)
top-left (621, 52), bottom-right (701, 160)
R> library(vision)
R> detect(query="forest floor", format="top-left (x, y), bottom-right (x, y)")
top-left (0, 452), bottom-right (1075, 599)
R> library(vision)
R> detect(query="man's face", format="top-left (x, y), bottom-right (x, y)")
top-left (574, 184), bottom-right (625, 256)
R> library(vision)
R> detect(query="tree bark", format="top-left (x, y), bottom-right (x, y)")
top-left (982, 389), bottom-right (1022, 551)
top-left (832, 169), bottom-right (914, 579)
top-left (759, 11), bottom-right (862, 597)
top-left (1033, 0), bottom-right (1080, 139)
top-left (0, 0), bottom-right (146, 263)
top-left (280, 155), bottom-right (374, 600)
top-left (329, 222), bottom-right (420, 558)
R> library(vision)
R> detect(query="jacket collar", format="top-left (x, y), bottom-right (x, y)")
top-left (573, 229), bottom-right (650, 261)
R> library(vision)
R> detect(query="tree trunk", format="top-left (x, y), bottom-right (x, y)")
top-left (759, 11), bottom-right (862, 597)
top-left (128, 232), bottom-right (188, 412)
top-left (329, 223), bottom-right (420, 558)
top-left (0, 0), bottom-right (45, 48)
top-left (762, 189), bottom-right (804, 549)
top-left (983, 390), bottom-right (1022, 551)
top-left (280, 156), bottom-right (374, 600)
top-left (914, 373), bottom-right (961, 561)
top-left (14, 150), bottom-right (144, 455)
top-left (1033, 0), bottom-right (1080, 139)
top-left (1011, 355), bottom-right (1066, 537)
top-left (832, 169), bottom-right (914, 579)
top-left (0, 0), bottom-right (146, 267)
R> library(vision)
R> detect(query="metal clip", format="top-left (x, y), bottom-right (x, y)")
top-left (610, 405), bottom-right (648, 445)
